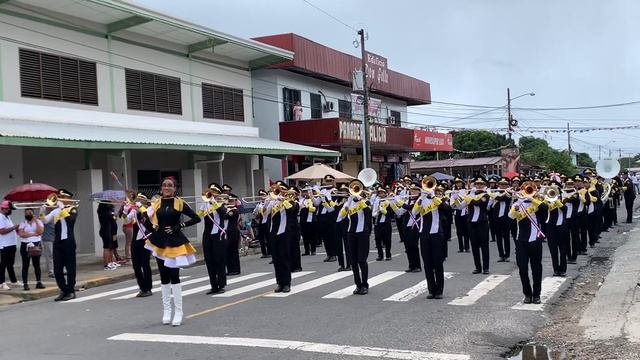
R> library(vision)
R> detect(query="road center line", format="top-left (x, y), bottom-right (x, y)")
top-left (108, 333), bottom-right (470, 360)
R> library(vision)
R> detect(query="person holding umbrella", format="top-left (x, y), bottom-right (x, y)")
top-left (0, 200), bottom-right (19, 290)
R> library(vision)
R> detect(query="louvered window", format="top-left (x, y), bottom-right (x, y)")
top-left (19, 49), bottom-right (97, 105)
top-left (202, 83), bottom-right (244, 121)
top-left (125, 69), bottom-right (182, 115)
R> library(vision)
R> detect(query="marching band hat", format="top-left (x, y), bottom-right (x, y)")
top-left (136, 193), bottom-right (149, 202)
top-left (474, 177), bottom-right (486, 184)
top-left (275, 180), bottom-right (288, 189)
top-left (454, 177), bottom-right (464, 183)
top-left (560, 174), bottom-right (567, 179)
top-left (402, 175), bottom-right (412, 181)
top-left (533, 176), bottom-right (542, 182)
top-left (258, 189), bottom-right (268, 196)
top-left (323, 174), bottom-right (336, 182)
top-left (565, 178), bottom-right (575, 185)
top-left (550, 180), bottom-right (562, 187)
top-left (376, 187), bottom-right (387, 194)
top-left (222, 184), bottom-right (233, 192)
top-left (58, 188), bottom-right (73, 198)
top-left (289, 186), bottom-right (300, 194)
top-left (499, 177), bottom-right (510, 185)
top-left (511, 176), bottom-right (521, 183)
top-left (208, 182), bottom-right (222, 193)
top-left (488, 178), bottom-right (497, 183)
top-left (584, 168), bottom-right (593, 175)
top-left (622, 170), bottom-right (629, 175)
top-left (338, 183), bottom-right (349, 191)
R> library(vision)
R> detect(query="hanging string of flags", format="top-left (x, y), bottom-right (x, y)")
top-left (518, 124), bottom-right (640, 134)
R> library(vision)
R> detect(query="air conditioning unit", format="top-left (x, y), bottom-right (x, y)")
top-left (322, 101), bottom-right (334, 112)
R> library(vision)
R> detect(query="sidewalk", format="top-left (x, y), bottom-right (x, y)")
top-left (0, 243), bottom-right (262, 302)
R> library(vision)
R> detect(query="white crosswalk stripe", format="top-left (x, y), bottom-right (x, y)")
top-left (448, 275), bottom-right (510, 306)
top-left (511, 276), bottom-right (567, 311)
top-left (111, 276), bottom-right (210, 300)
top-left (65, 276), bottom-right (190, 303)
top-left (181, 272), bottom-right (271, 297)
top-left (383, 272), bottom-right (457, 302)
top-left (322, 271), bottom-right (405, 299)
top-left (265, 271), bottom-right (352, 298)
top-left (214, 271), bottom-right (315, 298)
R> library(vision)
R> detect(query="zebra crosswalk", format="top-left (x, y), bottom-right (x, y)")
top-left (66, 269), bottom-right (567, 310)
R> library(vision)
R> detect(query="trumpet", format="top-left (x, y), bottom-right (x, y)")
top-left (241, 195), bottom-right (268, 203)
top-left (422, 176), bottom-right (437, 192)
top-left (544, 186), bottom-right (560, 203)
top-left (519, 181), bottom-right (538, 199)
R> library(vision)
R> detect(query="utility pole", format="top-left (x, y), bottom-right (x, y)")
top-left (609, 147), bottom-right (612, 158)
top-left (567, 122), bottom-right (571, 153)
top-left (619, 148), bottom-right (622, 159)
top-left (507, 88), bottom-right (512, 142)
top-left (599, 145), bottom-right (601, 160)
top-left (358, 29), bottom-right (370, 169)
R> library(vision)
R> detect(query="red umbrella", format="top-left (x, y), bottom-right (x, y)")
top-left (503, 171), bottom-right (519, 179)
top-left (4, 183), bottom-right (58, 202)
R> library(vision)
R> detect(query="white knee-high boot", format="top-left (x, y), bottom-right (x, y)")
top-left (171, 283), bottom-right (183, 326)
top-left (161, 284), bottom-right (172, 325)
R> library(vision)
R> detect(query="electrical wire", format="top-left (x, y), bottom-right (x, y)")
top-left (301, 0), bottom-right (359, 32)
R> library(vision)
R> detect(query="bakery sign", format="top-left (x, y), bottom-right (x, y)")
top-left (412, 130), bottom-right (453, 151)
top-left (339, 120), bottom-right (387, 144)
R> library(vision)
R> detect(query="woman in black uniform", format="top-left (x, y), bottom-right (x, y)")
top-left (145, 177), bottom-right (200, 326)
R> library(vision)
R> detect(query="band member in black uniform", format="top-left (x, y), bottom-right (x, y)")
top-left (43, 189), bottom-right (78, 301)
top-left (287, 186), bottom-right (302, 273)
top-left (621, 171), bottom-right (636, 223)
top-left (253, 189), bottom-right (270, 258)
top-left (510, 176), bottom-right (521, 242)
top-left (299, 188), bottom-right (317, 256)
top-left (127, 193), bottom-right (153, 297)
top-left (224, 193), bottom-right (241, 276)
top-left (267, 183), bottom-right (295, 293)
top-left (317, 175), bottom-right (338, 263)
top-left (562, 179), bottom-right (581, 264)
top-left (437, 184), bottom-right (452, 260)
top-left (492, 177), bottom-right (513, 262)
top-left (509, 182), bottom-right (547, 304)
top-left (543, 184), bottom-right (568, 277)
top-left (199, 184), bottom-right (228, 294)
top-left (391, 183), bottom-right (422, 272)
top-left (145, 177), bottom-right (201, 326)
top-left (395, 176), bottom-right (413, 244)
top-left (413, 176), bottom-right (449, 299)
top-left (337, 179), bottom-right (372, 295)
top-left (466, 177), bottom-right (491, 274)
top-left (334, 183), bottom-right (351, 272)
top-left (450, 177), bottom-right (469, 253)
top-left (487, 178), bottom-right (498, 243)
top-left (584, 169), bottom-right (601, 248)
top-left (373, 187), bottom-right (392, 261)
top-left (576, 175), bottom-right (590, 254)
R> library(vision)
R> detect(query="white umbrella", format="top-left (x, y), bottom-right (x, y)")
top-left (285, 163), bottom-right (354, 181)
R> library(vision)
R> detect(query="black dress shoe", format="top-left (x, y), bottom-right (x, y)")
top-left (457, 250), bottom-right (464, 253)
top-left (405, 268), bottom-right (413, 272)
top-left (411, 268), bottom-right (421, 273)
top-left (532, 296), bottom-right (541, 304)
top-left (292, 268), bottom-right (302, 273)
top-left (206, 287), bottom-right (219, 295)
top-left (301, 253), bottom-right (309, 256)
top-left (434, 294), bottom-right (443, 299)
top-left (61, 292), bottom-right (76, 301)
top-left (344, 266), bottom-right (351, 271)
top-left (217, 287), bottom-right (225, 294)
top-left (139, 290), bottom-right (153, 297)
top-left (385, 257), bottom-right (392, 261)
top-left (358, 287), bottom-right (368, 295)
top-left (483, 270), bottom-right (490, 275)
top-left (504, 257), bottom-right (510, 262)
top-left (274, 285), bottom-right (283, 293)
top-left (375, 256), bottom-right (383, 261)
top-left (260, 255), bottom-right (270, 259)
top-left (228, 271), bottom-right (240, 276)
top-left (323, 256), bottom-right (331, 262)
top-left (497, 257), bottom-right (505, 263)
top-left (553, 272), bottom-right (560, 277)
top-left (268, 260), bottom-right (273, 264)
top-left (327, 256), bottom-right (337, 262)
top-left (472, 269), bottom-right (481, 274)
top-left (568, 260), bottom-right (577, 264)
top-left (337, 266), bottom-right (346, 272)
top-left (311, 252), bottom-right (316, 255)
top-left (559, 272), bottom-right (566, 277)
top-left (35, 282), bottom-right (45, 289)
top-left (523, 296), bottom-right (532, 304)
top-left (54, 293), bottom-right (66, 301)
top-left (281, 285), bottom-right (290, 293)
top-left (426, 293), bottom-right (435, 299)
top-left (23, 284), bottom-right (30, 291)
top-left (353, 287), bottom-right (361, 295)
top-left (135, 290), bottom-right (143, 297)
top-left (465, 249), bottom-right (471, 253)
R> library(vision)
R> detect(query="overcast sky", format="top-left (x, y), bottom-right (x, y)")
top-left (136, 0), bottom-right (640, 161)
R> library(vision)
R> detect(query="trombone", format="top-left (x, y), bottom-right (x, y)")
top-left (13, 193), bottom-right (80, 210)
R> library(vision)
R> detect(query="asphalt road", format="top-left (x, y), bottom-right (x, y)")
top-left (0, 226), bottom-right (602, 360)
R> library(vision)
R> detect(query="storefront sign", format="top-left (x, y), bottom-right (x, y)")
top-left (412, 130), bottom-right (453, 151)
top-left (365, 51), bottom-right (389, 85)
top-left (339, 120), bottom-right (387, 144)
top-left (372, 155), bottom-right (385, 162)
top-left (351, 94), bottom-right (382, 122)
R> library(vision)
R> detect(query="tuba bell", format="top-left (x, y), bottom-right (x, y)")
top-left (520, 181), bottom-right (538, 198)
top-left (421, 176), bottom-right (437, 192)
top-left (595, 158), bottom-right (620, 202)
top-left (348, 179), bottom-right (365, 198)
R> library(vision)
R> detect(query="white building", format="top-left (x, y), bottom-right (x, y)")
top-left (0, 1), bottom-right (338, 256)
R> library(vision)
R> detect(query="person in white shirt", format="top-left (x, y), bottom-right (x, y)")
top-left (0, 200), bottom-right (19, 290)
top-left (632, 173), bottom-right (640, 195)
top-left (18, 208), bottom-right (45, 291)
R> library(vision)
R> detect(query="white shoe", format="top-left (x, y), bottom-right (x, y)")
top-left (109, 262), bottom-right (121, 268)
top-left (171, 283), bottom-right (183, 327)
top-left (161, 284), bottom-right (172, 325)
top-left (0, 283), bottom-right (10, 290)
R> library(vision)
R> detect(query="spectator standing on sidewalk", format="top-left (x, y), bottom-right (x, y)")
top-left (633, 172), bottom-right (640, 195)
top-left (18, 208), bottom-right (45, 290)
top-left (40, 207), bottom-right (55, 278)
top-left (0, 200), bottom-right (19, 290)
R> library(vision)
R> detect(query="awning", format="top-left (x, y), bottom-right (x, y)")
top-left (0, 101), bottom-right (340, 158)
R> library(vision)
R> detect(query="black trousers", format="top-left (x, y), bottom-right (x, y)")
top-left (516, 239), bottom-right (543, 298)
top-left (469, 221), bottom-right (490, 271)
top-left (269, 232), bottom-right (291, 286)
top-left (257, 223), bottom-right (270, 256)
top-left (603, 207), bottom-right (614, 230)
top-left (318, 217), bottom-right (337, 257)
top-left (156, 258), bottom-right (180, 284)
top-left (289, 226), bottom-right (302, 271)
top-left (374, 222), bottom-right (392, 258)
top-left (496, 216), bottom-right (511, 259)
top-left (404, 227), bottom-right (421, 270)
top-left (546, 225), bottom-right (568, 274)
top-left (567, 218), bottom-right (580, 261)
top-left (489, 218), bottom-right (498, 242)
top-left (53, 239), bottom-right (76, 294)
top-left (587, 212), bottom-right (600, 246)
top-left (20, 242), bottom-right (42, 284)
top-left (625, 197), bottom-right (635, 222)
top-left (131, 239), bottom-right (152, 291)
top-left (396, 217), bottom-right (405, 243)
top-left (335, 222), bottom-right (348, 267)
top-left (510, 219), bottom-right (518, 242)
top-left (226, 232), bottom-right (241, 274)
top-left (203, 234), bottom-right (227, 290)
top-left (454, 214), bottom-right (469, 251)
top-left (578, 212), bottom-right (588, 252)
top-left (348, 232), bottom-right (370, 288)
top-left (420, 232), bottom-right (445, 296)
top-left (300, 221), bottom-right (317, 255)
top-left (0, 245), bottom-right (17, 284)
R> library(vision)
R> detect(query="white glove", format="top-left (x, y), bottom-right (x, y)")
top-left (57, 201), bottom-right (64, 209)
top-left (135, 202), bottom-right (142, 208)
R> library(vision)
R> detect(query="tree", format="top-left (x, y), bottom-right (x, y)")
top-left (575, 152), bottom-right (595, 168)
top-left (518, 136), bottom-right (576, 174)
top-left (452, 130), bottom-right (513, 158)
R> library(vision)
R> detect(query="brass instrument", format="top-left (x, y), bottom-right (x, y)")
top-left (241, 195), bottom-right (268, 203)
top-left (421, 176), bottom-right (437, 192)
top-left (544, 185), bottom-right (560, 203)
top-left (348, 180), bottom-right (365, 198)
top-left (595, 159), bottom-right (620, 202)
top-left (520, 181), bottom-right (538, 199)
top-left (269, 184), bottom-right (284, 200)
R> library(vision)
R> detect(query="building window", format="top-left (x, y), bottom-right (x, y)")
top-left (137, 170), bottom-right (182, 198)
top-left (282, 87), bottom-right (301, 121)
top-left (125, 69), bottom-right (182, 115)
top-left (202, 83), bottom-right (244, 121)
top-left (310, 93), bottom-right (322, 119)
top-left (388, 110), bottom-right (401, 127)
top-left (338, 99), bottom-right (352, 119)
top-left (19, 48), bottom-right (98, 105)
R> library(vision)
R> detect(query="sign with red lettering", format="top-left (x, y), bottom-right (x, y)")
top-left (412, 130), bottom-right (453, 151)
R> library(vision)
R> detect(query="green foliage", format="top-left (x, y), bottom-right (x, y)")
top-left (452, 130), bottom-right (513, 158)
top-left (575, 152), bottom-right (595, 168)
top-left (518, 136), bottom-right (575, 174)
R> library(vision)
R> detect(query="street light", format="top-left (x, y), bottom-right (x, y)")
top-left (507, 89), bottom-right (535, 140)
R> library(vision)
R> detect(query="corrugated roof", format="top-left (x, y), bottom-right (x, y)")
top-left (410, 157), bottom-right (503, 169)
top-left (0, 101), bottom-right (339, 158)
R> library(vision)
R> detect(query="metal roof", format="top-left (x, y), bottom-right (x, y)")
top-left (0, 101), bottom-right (339, 158)
top-left (0, 0), bottom-right (293, 68)
top-left (410, 157), bottom-right (503, 170)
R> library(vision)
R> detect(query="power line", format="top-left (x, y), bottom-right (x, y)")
top-left (301, 0), bottom-right (359, 32)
